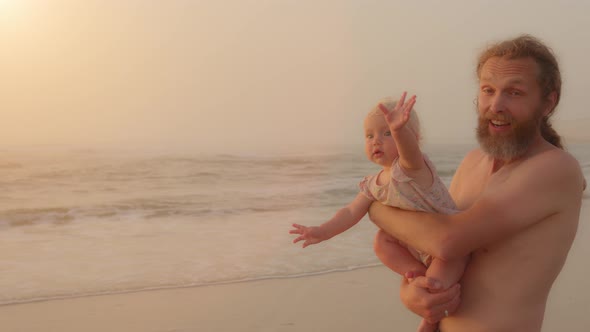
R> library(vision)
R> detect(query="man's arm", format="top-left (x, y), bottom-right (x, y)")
top-left (369, 150), bottom-right (584, 260)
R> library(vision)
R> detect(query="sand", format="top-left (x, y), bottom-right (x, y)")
top-left (0, 267), bottom-right (419, 332)
top-left (1, 202), bottom-right (588, 332)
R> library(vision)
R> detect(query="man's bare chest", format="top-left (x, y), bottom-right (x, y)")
top-left (453, 157), bottom-right (515, 210)
top-left (453, 169), bottom-right (489, 209)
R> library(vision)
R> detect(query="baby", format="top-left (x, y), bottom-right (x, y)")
top-left (289, 92), bottom-right (467, 332)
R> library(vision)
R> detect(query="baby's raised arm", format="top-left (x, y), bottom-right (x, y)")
top-left (379, 92), bottom-right (432, 188)
top-left (290, 193), bottom-right (372, 248)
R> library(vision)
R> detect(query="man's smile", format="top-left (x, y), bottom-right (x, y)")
top-left (490, 119), bottom-right (510, 127)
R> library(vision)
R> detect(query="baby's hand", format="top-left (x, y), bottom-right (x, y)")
top-left (289, 223), bottom-right (328, 248)
top-left (379, 91), bottom-right (416, 132)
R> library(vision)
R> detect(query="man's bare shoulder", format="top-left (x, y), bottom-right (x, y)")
top-left (521, 146), bottom-right (585, 193)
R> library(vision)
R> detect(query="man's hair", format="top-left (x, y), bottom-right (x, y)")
top-left (368, 97), bottom-right (421, 141)
top-left (476, 34), bottom-right (563, 149)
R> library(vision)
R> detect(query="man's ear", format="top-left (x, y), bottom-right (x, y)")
top-left (544, 91), bottom-right (558, 116)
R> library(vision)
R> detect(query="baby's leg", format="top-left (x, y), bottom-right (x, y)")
top-left (426, 256), bottom-right (468, 290)
top-left (415, 257), bottom-right (468, 332)
top-left (374, 229), bottom-right (426, 277)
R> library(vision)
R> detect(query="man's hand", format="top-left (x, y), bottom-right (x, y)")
top-left (400, 273), bottom-right (461, 324)
top-left (289, 224), bottom-right (329, 248)
top-left (379, 91), bottom-right (416, 132)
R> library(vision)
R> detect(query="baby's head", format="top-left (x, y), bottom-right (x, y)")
top-left (366, 97), bottom-right (421, 141)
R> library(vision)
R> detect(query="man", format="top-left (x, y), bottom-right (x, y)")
top-left (370, 35), bottom-right (586, 331)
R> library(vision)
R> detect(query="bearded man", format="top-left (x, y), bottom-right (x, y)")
top-left (370, 35), bottom-right (586, 332)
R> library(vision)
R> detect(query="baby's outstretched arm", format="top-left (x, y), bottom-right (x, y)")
top-left (379, 92), bottom-right (431, 188)
top-left (290, 193), bottom-right (372, 248)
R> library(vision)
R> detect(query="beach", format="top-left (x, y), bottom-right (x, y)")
top-left (3, 1), bottom-right (590, 330)
top-left (0, 144), bottom-right (588, 331)
top-left (0, 267), bottom-right (415, 332)
top-left (1, 201), bottom-right (588, 332)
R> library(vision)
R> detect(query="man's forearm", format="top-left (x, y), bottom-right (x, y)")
top-left (369, 202), bottom-right (456, 260)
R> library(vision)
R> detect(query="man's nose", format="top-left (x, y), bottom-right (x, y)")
top-left (489, 94), bottom-right (506, 113)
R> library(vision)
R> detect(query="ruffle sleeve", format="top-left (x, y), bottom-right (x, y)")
top-left (358, 175), bottom-right (376, 201)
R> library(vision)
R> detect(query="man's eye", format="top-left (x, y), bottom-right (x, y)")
top-left (482, 87), bottom-right (493, 94)
top-left (509, 90), bottom-right (522, 96)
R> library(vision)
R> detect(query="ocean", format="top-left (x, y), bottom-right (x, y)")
top-left (1, 143), bottom-right (588, 305)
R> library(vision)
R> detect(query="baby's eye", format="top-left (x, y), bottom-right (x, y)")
top-left (384, 131), bottom-right (391, 136)
top-left (366, 134), bottom-right (373, 139)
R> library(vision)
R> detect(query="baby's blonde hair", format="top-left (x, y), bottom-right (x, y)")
top-left (368, 97), bottom-right (422, 141)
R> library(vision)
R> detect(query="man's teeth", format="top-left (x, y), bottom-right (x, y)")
top-left (491, 120), bottom-right (509, 126)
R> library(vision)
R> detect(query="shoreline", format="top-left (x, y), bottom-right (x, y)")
top-left (0, 263), bottom-right (383, 308)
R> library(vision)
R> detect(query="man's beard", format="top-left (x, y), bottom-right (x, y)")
top-left (476, 108), bottom-right (543, 161)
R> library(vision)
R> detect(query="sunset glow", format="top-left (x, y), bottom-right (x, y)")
top-left (0, 1), bottom-right (589, 153)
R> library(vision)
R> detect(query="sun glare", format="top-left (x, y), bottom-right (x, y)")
top-left (0, 0), bottom-right (13, 10)
top-left (0, 0), bottom-right (25, 19)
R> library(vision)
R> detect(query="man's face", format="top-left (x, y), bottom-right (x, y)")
top-left (476, 56), bottom-right (548, 160)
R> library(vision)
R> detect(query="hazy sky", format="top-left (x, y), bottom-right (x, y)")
top-left (1, 0), bottom-right (589, 153)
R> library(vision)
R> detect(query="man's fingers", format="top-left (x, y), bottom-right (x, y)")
top-left (425, 289), bottom-right (461, 324)
top-left (445, 292), bottom-right (461, 314)
top-left (425, 313), bottom-right (445, 325)
top-left (425, 284), bottom-right (461, 307)
top-left (411, 276), bottom-right (443, 291)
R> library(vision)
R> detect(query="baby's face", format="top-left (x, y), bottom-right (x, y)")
top-left (364, 115), bottom-right (398, 168)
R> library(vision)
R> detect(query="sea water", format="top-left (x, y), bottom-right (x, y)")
top-left (1, 143), bottom-right (588, 305)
